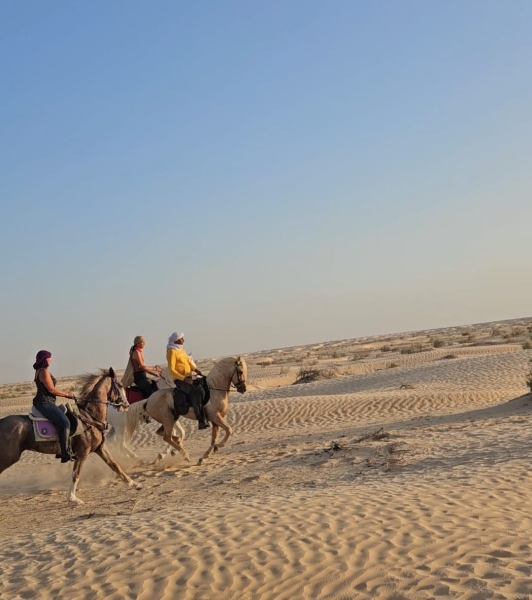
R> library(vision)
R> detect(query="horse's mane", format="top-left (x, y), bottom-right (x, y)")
top-left (79, 369), bottom-right (111, 398)
top-left (208, 356), bottom-right (239, 379)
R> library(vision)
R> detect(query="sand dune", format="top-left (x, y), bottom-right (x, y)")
top-left (1, 319), bottom-right (532, 598)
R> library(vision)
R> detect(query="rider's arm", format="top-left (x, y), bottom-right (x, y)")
top-left (39, 369), bottom-right (74, 399)
top-left (188, 356), bottom-right (202, 375)
top-left (132, 350), bottom-right (159, 376)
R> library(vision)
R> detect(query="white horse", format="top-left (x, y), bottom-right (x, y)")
top-left (107, 369), bottom-right (185, 460)
top-left (125, 356), bottom-right (247, 464)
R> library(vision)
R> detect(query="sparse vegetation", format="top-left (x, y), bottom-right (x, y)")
top-left (401, 343), bottom-right (423, 354)
top-left (388, 362), bottom-right (399, 369)
top-left (380, 345), bottom-right (392, 353)
top-left (523, 341), bottom-right (532, 350)
top-left (431, 337), bottom-right (445, 348)
top-left (294, 367), bottom-right (338, 385)
top-left (257, 359), bottom-right (273, 367)
top-left (350, 352), bottom-right (370, 362)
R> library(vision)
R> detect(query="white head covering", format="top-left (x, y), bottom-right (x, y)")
top-left (167, 332), bottom-right (185, 351)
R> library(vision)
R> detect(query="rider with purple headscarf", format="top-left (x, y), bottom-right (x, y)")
top-left (32, 350), bottom-right (77, 463)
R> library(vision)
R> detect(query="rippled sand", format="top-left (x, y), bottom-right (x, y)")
top-left (1, 321), bottom-right (532, 599)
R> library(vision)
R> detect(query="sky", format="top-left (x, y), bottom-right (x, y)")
top-left (1, 1), bottom-right (531, 383)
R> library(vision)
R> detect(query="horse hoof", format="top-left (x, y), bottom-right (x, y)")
top-left (171, 450), bottom-right (177, 457)
top-left (213, 445), bottom-right (219, 453)
top-left (69, 497), bottom-right (84, 505)
top-left (197, 458), bottom-right (204, 465)
top-left (135, 483), bottom-right (143, 490)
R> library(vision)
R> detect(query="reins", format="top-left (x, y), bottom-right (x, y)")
top-left (73, 376), bottom-right (127, 434)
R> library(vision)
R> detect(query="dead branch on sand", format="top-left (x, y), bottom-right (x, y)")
top-left (353, 427), bottom-right (390, 444)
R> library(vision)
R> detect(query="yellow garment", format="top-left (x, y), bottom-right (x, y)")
top-left (166, 348), bottom-right (196, 381)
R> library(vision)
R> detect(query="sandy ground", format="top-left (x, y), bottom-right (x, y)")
top-left (1, 318), bottom-right (532, 599)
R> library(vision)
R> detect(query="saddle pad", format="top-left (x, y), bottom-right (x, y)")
top-left (32, 419), bottom-right (84, 442)
top-left (126, 387), bottom-right (145, 405)
top-left (31, 404), bottom-right (82, 442)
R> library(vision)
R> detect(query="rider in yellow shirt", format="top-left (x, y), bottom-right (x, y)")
top-left (166, 332), bottom-right (209, 429)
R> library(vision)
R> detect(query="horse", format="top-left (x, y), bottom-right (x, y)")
top-left (0, 368), bottom-right (142, 504)
top-left (107, 368), bottom-right (186, 460)
top-left (125, 356), bottom-right (247, 464)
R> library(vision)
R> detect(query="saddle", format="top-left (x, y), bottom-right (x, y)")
top-left (171, 377), bottom-right (210, 417)
top-left (29, 404), bottom-right (82, 442)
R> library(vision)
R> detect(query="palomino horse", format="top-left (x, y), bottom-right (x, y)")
top-left (126, 356), bottom-right (247, 463)
top-left (0, 368), bottom-right (142, 504)
top-left (107, 370), bottom-right (185, 459)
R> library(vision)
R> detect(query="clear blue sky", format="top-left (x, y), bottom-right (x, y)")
top-left (1, 1), bottom-right (531, 383)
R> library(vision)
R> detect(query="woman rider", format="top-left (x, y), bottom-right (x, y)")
top-left (129, 336), bottom-right (162, 398)
top-left (166, 332), bottom-right (209, 430)
top-left (32, 350), bottom-right (76, 463)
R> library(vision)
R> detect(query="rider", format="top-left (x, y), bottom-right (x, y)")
top-left (166, 332), bottom-right (209, 430)
top-left (32, 350), bottom-right (76, 463)
top-left (129, 336), bottom-right (162, 398)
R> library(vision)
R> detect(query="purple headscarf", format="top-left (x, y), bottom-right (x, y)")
top-left (33, 350), bottom-right (52, 370)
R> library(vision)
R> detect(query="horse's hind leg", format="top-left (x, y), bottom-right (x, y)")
top-left (95, 444), bottom-right (142, 490)
top-left (200, 423), bottom-right (220, 463)
top-left (162, 420), bottom-right (190, 463)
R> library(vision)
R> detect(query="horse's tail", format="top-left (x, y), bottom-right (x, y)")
top-left (125, 400), bottom-right (147, 440)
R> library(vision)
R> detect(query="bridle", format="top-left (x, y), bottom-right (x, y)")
top-left (75, 376), bottom-right (128, 432)
top-left (231, 361), bottom-right (247, 393)
top-left (208, 360), bottom-right (247, 393)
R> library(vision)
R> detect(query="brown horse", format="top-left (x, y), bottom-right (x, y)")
top-left (126, 356), bottom-right (247, 464)
top-left (0, 368), bottom-right (142, 504)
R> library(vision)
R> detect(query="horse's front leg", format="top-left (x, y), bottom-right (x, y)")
top-left (212, 414), bottom-right (232, 450)
top-left (200, 423), bottom-right (220, 463)
top-left (67, 455), bottom-right (88, 504)
top-left (95, 444), bottom-right (142, 489)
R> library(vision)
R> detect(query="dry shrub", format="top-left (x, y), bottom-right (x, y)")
top-left (431, 337), bottom-right (445, 348)
top-left (523, 341), bottom-right (532, 350)
top-left (350, 352), bottom-right (370, 362)
top-left (401, 343), bottom-right (423, 354)
top-left (388, 362), bottom-right (399, 369)
top-left (380, 345), bottom-right (392, 352)
top-left (294, 367), bottom-right (338, 385)
top-left (257, 359), bottom-right (273, 367)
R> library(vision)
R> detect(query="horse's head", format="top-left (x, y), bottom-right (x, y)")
top-left (108, 367), bottom-right (129, 410)
top-left (232, 357), bottom-right (247, 394)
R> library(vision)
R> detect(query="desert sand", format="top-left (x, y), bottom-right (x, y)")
top-left (1, 318), bottom-right (532, 599)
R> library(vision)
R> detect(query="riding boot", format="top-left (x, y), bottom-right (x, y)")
top-left (58, 427), bottom-right (76, 463)
top-left (190, 397), bottom-right (209, 430)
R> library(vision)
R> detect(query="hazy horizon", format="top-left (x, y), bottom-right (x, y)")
top-left (2, 1), bottom-right (532, 383)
